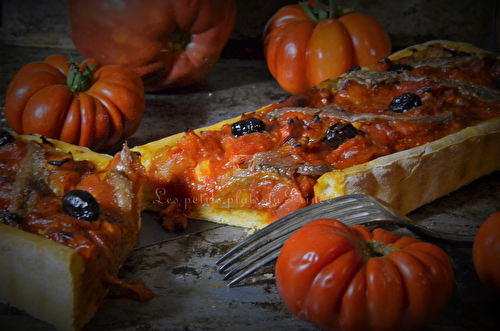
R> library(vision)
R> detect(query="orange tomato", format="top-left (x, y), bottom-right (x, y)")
top-left (5, 55), bottom-right (144, 151)
top-left (473, 211), bottom-right (500, 295)
top-left (67, 0), bottom-right (237, 92)
top-left (263, 0), bottom-right (391, 94)
top-left (276, 219), bottom-right (454, 331)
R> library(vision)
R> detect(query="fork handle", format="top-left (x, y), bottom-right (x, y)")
top-left (359, 219), bottom-right (475, 247)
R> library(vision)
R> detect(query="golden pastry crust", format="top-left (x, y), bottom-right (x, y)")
top-left (134, 40), bottom-right (500, 229)
top-left (0, 133), bottom-right (146, 331)
top-left (0, 223), bottom-right (86, 331)
top-left (314, 117), bottom-right (500, 214)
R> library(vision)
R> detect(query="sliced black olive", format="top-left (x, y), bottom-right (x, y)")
top-left (62, 189), bottom-right (100, 222)
top-left (231, 117), bottom-right (266, 137)
top-left (5, 212), bottom-right (23, 223)
top-left (389, 63), bottom-right (414, 74)
top-left (48, 158), bottom-right (72, 167)
top-left (40, 135), bottom-right (54, 146)
top-left (282, 136), bottom-right (295, 144)
top-left (421, 86), bottom-right (432, 93)
top-left (388, 92), bottom-right (422, 113)
top-left (0, 129), bottom-right (15, 147)
top-left (347, 66), bottom-right (361, 73)
top-left (322, 122), bottom-right (358, 149)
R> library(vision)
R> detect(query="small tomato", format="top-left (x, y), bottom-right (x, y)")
top-left (5, 55), bottom-right (145, 151)
top-left (67, 0), bottom-right (237, 92)
top-left (472, 211), bottom-right (500, 295)
top-left (263, 0), bottom-right (391, 94)
top-left (276, 219), bottom-right (454, 331)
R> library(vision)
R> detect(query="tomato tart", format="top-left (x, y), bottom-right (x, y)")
top-left (0, 131), bottom-right (152, 331)
top-left (134, 40), bottom-right (500, 230)
top-left (2, 40), bottom-right (500, 330)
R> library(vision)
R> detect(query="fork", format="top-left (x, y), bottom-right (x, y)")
top-left (216, 194), bottom-right (475, 287)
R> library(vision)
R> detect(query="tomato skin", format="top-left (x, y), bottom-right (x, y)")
top-left (472, 211), bottom-right (500, 295)
top-left (67, 0), bottom-right (237, 92)
top-left (276, 219), bottom-right (454, 331)
top-left (272, 20), bottom-right (317, 94)
top-left (5, 55), bottom-right (145, 151)
top-left (306, 19), bottom-right (354, 88)
top-left (338, 13), bottom-right (392, 67)
top-left (263, 2), bottom-right (391, 94)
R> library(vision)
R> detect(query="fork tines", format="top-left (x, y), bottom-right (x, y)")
top-left (216, 194), bottom-right (378, 287)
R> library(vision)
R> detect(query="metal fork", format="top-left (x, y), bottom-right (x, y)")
top-left (216, 194), bottom-right (475, 287)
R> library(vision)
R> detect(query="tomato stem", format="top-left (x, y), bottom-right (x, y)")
top-left (66, 55), bottom-right (95, 93)
top-left (300, 0), bottom-right (353, 22)
top-left (358, 238), bottom-right (395, 259)
top-left (168, 29), bottom-right (191, 53)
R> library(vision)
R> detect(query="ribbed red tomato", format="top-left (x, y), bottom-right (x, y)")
top-left (263, 0), bottom-right (391, 94)
top-left (473, 211), bottom-right (500, 295)
top-left (5, 55), bottom-right (145, 151)
top-left (67, 0), bottom-right (237, 92)
top-left (276, 219), bottom-right (454, 331)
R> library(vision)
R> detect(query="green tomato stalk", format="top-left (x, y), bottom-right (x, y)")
top-left (301, 0), bottom-right (353, 22)
top-left (66, 55), bottom-right (96, 93)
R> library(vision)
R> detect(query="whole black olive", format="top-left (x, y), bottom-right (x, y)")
top-left (231, 117), bottom-right (266, 137)
top-left (388, 63), bottom-right (414, 74)
top-left (388, 92), bottom-right (422, 113)
top-left (322, 122), bottom-right (358, 149)
top-left (0, 129), bottom-right (15, 147)
top-left (62, 189), bottom-right (100, 222)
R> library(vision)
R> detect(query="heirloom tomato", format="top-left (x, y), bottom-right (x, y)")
top-left (472, 211), bottom-right (500, 295)
top-left (276, 219), bottom-right (454, 331)
top-left (5, 55), bottom-right (145, 151)
top-left (263, 0), bottom-right (391, 94)
top-left (67, 0), bottom-right (237, 92)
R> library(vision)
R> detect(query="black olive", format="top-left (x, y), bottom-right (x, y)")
top-left (40, 136), bottom-right (54, 146)
top-left (388, 92), bottom-right (422, 113)
top-left (62, 189), bottom-right (100, 222)
top-left (5, 213), bottom-right (23, 223)
top-left (421, 86), bottom-right (432, 93)
top-left (48, 158), bottom-right (72, 167)
top-left (322, 122), bottom-right (358, 149)
top-left (231, 117), bottom-right (266, 137)
top-left (388, 63), bottom-right (414, 74)
top-left (0, 130), bottom-right (15, 147)
top-left (347, 66), bottom-right (361, 73)
top-left (282, 136), bottom-right (295, 144)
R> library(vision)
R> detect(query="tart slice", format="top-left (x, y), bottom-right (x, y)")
top-left (0, 131), bottom-right (152, 331)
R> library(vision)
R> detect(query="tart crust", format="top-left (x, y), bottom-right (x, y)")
top-left (134, 40), bottom-right (500, 229)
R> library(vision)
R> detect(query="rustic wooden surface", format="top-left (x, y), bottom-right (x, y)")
top-left (1, 44), bottom-right (500, 331)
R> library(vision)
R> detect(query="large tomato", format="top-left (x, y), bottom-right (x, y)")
top-left (276, 219), bottom-right (454, 331)
top-left (67, 0), bottom-right (237, 92)
top-left (5, 55), bottom-right (145, 151)
top-left (472, 211), bottom-right (500, 295)
top-left (263, 0), bottom-right (391, 94)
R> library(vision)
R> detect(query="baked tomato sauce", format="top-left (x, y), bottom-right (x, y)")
top-left (149, 45), bottom-right (500, 224)
top-left (0, 134), bottom-right (153, 301)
